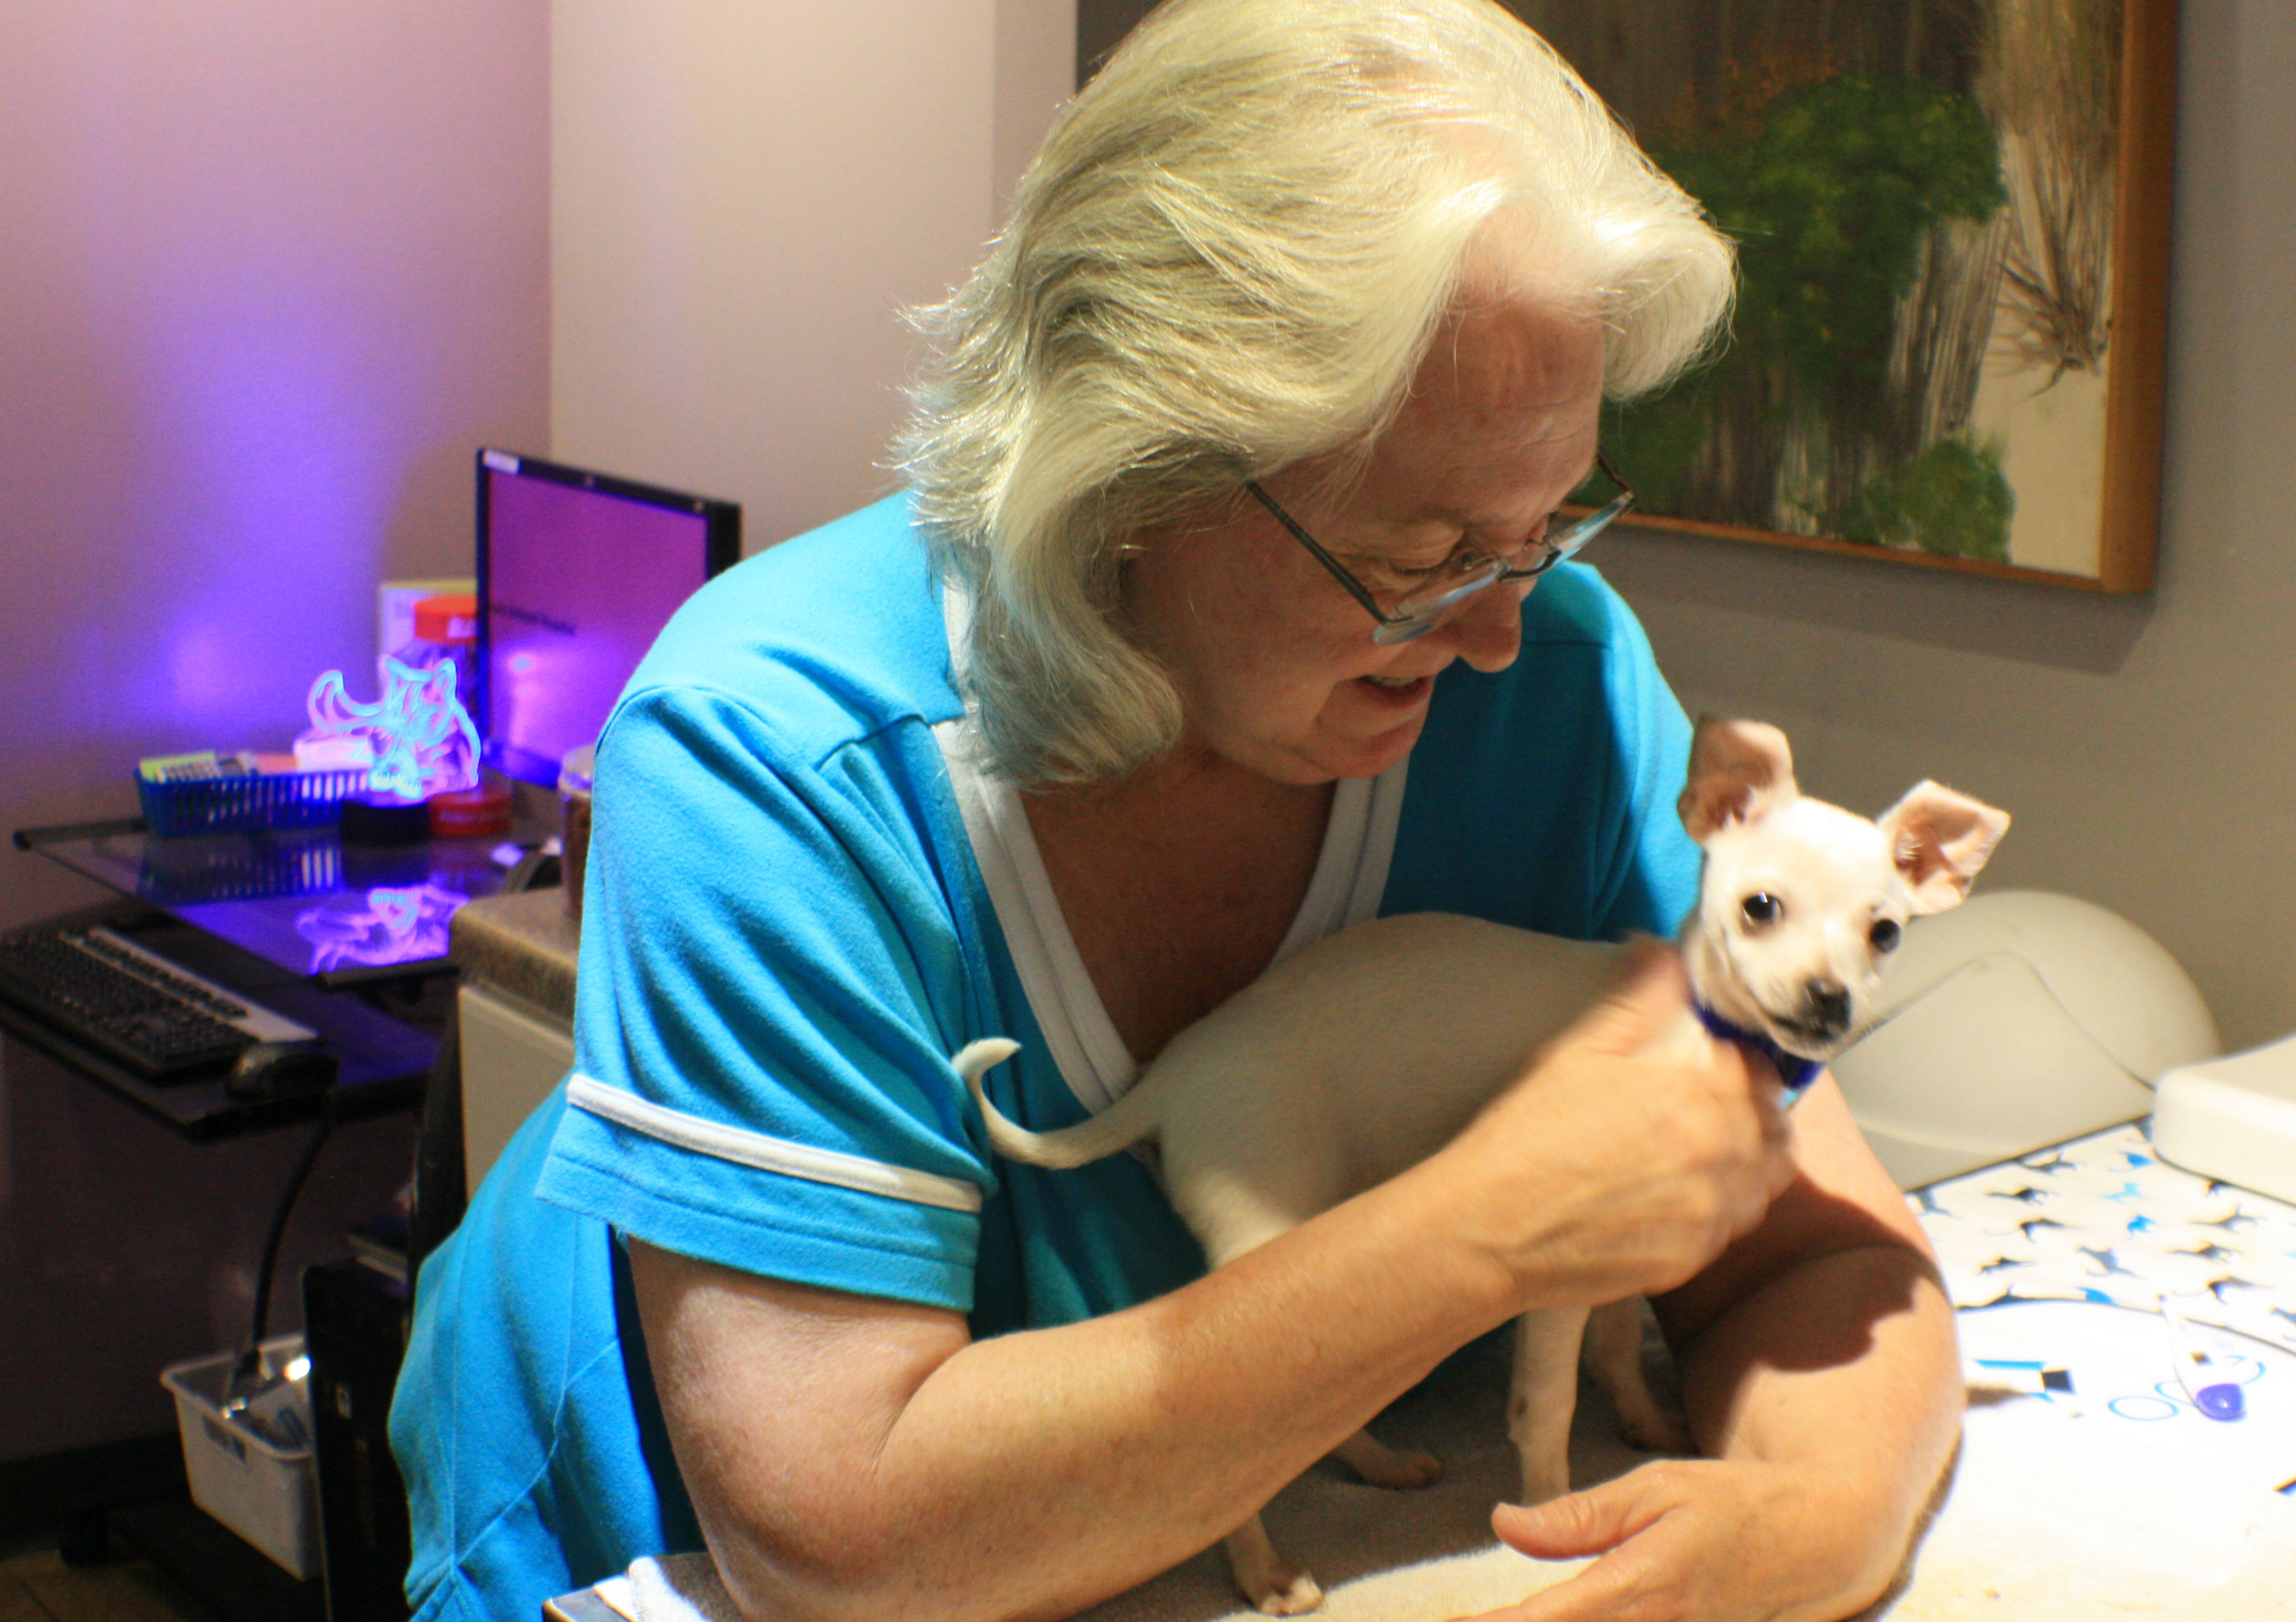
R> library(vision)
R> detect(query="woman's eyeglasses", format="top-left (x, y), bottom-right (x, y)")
top-left (1243, 454), bottom-right (1634, 645)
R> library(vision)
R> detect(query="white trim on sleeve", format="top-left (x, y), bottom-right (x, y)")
top-left (566, 1075), bottom-right (985, 1214)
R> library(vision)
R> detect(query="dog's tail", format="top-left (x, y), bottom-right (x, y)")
top-left (954, 1037), bottom-right (1166, 1169)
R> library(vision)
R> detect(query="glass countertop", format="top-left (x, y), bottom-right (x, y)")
top-left (26, 823), bottom-right (534, 980)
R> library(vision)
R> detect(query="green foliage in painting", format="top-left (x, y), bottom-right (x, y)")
top-left (1665, 74), bottom-right (2006, 407)
top-left (1592, 372), bottom-right (1715, 519)
top-left (1848, 437), bottom-right (2015, 561)
top-left (1611, 73), bottom-right (2009, 543)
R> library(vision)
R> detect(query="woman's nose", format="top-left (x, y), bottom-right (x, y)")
top-left (1434, 578), bottom-right (1528, 672)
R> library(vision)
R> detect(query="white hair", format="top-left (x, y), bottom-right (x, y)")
top-left (896, 0), bottom-right (1735, 787)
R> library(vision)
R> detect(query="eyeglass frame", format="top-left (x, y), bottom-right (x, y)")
top-left (1242, 451), bottom-right (1636, 645)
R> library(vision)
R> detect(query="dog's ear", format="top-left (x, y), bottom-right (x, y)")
top-left (1678, 717), bottom-right (1798, 842)
top-left (1877, 782), bottom-right (2010, 914)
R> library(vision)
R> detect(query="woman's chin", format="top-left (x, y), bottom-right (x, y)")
top-left (1302, 708), bottom-right (1430, 781)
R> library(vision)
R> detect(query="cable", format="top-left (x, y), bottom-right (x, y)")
top-left (231, 1106), bottom-right (336, 1397)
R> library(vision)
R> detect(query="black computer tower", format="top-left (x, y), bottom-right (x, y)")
top-left (302, 1257), bottom-right (412, 1622)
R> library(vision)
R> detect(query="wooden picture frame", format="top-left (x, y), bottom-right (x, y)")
top-left (1076, 0), bottom-right (2180, 590)
top-left (1515, 0), bottom-right (2179, 592)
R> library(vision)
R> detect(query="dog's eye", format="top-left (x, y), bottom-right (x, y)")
top-left (1869, 918), bottom-right (1903, 953)
top-left (1740, 893), bottom-right (1783, 927)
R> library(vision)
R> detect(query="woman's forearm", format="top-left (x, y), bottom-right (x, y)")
top-left (641, 1155), bottom-right (1523, 1622)
top-left (649, 964), bottom-right (1794, 1622)
top-left (1674, 1240), bottom-right (1963, 1609)
top-left (885, 1167), bottom-right (1526, 1614)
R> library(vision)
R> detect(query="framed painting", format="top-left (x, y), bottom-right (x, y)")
top-left (1080, 0), bottom-right (2180, 592)
top-left (1513, 0), bottom-right (2180, 591)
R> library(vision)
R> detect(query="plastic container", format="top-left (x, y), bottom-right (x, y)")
top-left (394, 592), bottom-right (480, 722)
top-left (2154, 1032), bottom-right (2296, 1204)
top-left (559, 743), bottom-right (595, 919)
top-left (137, 752), bottom-right (367, 836)
top-left (161, 1336), bottom-right (319, 1580)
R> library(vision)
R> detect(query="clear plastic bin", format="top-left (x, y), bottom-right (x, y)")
top-left (160, 1336), bottom-right (319, 1581)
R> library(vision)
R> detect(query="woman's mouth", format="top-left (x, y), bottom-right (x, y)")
top-left (1356, 672), bottom-right (1432, 705)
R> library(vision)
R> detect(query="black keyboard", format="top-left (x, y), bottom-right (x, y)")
top-left (0, 926), bottom-right (316, 1080)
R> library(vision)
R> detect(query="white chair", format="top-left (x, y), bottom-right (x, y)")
top-left (1829, 891), bottom-right (2220, 1188)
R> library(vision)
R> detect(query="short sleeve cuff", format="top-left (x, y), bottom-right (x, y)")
top-left (535, 1082), bottom-right (984, 1312)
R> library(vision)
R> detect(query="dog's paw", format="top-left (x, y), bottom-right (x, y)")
top-left (1227, 1522), bottom-right (1324, 1616)
top-left (1363, 1446), bottom-right (1443, 1490)
top-left (1250, 1569), bottom-right (1326, 1616)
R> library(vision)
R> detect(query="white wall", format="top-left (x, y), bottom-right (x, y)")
top-left (0, 0), bottom-right (552, 933)
top-left (1598, 3), bottom-right (2296, 1051)
top-left (550, 0), bottom-right (1076, 551)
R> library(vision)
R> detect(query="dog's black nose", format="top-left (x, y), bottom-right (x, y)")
top-left (1803, 981), bottom-right (1852, 1037)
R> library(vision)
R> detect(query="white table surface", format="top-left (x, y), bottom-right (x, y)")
top-left (581, 1121), bottom-right (2296, 1622)
top-left (1074, 1120), bottom-right (2296, 1622)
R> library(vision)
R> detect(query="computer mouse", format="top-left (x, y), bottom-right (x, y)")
top-left (227, 1041), bottom-right (340, 1101)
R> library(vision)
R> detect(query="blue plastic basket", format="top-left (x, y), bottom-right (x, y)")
top-left (138, 768), bottom-right (368, 836)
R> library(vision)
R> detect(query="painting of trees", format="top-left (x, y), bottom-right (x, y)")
top-left (1074, 0), bottom-right (2175, 586)
top-left (1516, 0), bottom-right (2173, 587)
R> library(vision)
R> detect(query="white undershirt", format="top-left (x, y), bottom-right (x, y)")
top-left (937, 588), bottom-right (1406, 1116)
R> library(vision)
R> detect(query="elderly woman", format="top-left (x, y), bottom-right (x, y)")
top-left (391, 3), bottom-right (1961, 1619)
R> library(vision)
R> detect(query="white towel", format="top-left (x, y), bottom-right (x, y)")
top-left (625, 1550), bottom-right (740, 1621)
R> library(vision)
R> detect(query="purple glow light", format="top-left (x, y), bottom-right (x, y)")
top-left (295, 882), bottom-right (469, 973)
top-left (297, 654), bottom-right (479, 803)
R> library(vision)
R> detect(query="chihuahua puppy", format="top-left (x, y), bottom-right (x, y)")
top-left (957, 718), bottom-right (2008, 1614)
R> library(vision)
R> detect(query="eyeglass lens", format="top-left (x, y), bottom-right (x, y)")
top-left (1383, 472), bottom-right (1631, 625)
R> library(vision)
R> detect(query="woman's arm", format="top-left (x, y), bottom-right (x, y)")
top-left (1479, 1075), bottom-right (1963, 1622)
top-left (631, 950), bottom-right (1796, 1622)
top-left (632, 1179), bottom-right (1510, 1622)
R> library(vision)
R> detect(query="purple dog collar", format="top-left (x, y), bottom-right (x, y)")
top-left (1693, 1002), bottom-right (1823, 1100)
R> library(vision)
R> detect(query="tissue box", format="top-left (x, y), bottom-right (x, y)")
top-left (160, 1336), bottom-right (319, 1581)
top-left (2152, 1032), bottom-right (2296, 1204)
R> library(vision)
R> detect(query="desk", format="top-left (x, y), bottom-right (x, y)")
top-left (0, 898), bottom-right (441, 1141)
top-left (1061, 1121), bottom-right (2296, 1622)
top-left (567, 1122), bottom-right (2296, 1622)
top-left (20, 818), bottom-right (509, 982)
top-left (8, 811), bottom-right (552, 1138)
top-left (1, 823), bottom-right (465, 1617)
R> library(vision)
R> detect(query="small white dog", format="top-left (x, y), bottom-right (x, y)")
top-left (957, 718), bottom-right (2008, 1614)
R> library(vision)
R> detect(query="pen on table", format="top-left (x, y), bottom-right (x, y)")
top-left (2161, 1291), bottom-right (2245, 1422)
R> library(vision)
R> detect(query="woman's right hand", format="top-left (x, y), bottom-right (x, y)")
top-left (1431, 943), bottom-right (1800, 1312)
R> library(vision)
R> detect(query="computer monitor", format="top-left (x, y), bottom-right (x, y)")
top-left (476, 449), bottom-right (741, 786)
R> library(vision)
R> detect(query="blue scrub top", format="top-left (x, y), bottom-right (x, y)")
top-left (389, 492), bottom-right (1700, 1621)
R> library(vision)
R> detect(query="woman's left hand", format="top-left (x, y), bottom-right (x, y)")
top-left (1459, 1455), bottom-right (1905, 1622)
top-left (1455, 1077), bottom-right (1963, 1622)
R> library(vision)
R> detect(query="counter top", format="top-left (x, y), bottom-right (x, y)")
top-left (452, 888), bottom-right (579, 1020)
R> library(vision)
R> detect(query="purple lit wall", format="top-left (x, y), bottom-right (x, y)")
top-left (0, 1), bottom-right (549, 933)
top-left (0, 1), bottom-right (546, 1463)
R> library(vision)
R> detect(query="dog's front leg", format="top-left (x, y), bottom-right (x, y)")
top-left (1582, 1296), bottom-right (1690, 1454)
top-left (1508, 1305), bottom-right (1589, 1503)
top-left (1222, 1511), bottom-right (1323, 1616)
